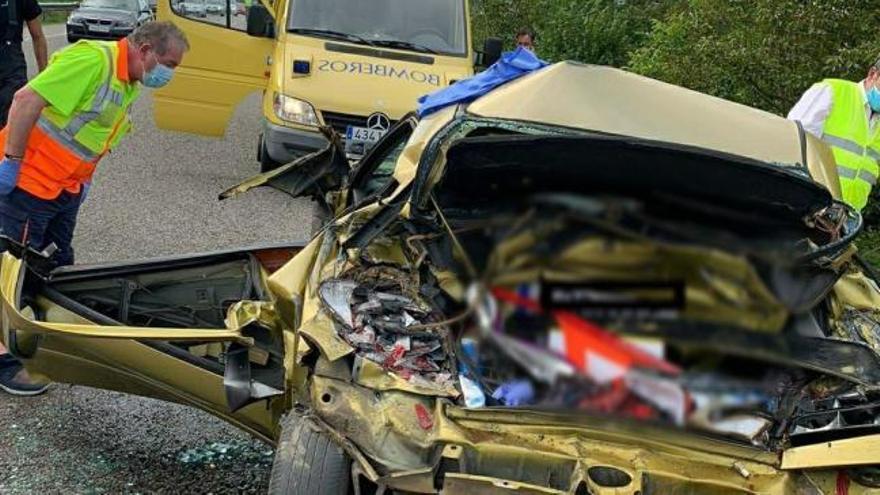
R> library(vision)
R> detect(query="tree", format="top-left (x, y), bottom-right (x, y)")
top-left (628, 0), bottom-right (880, 225)
top-left (471, 0), bottom-right (541, 52)
top-left (534, 0), bottom-right (677, 66)
top-left (472, 0), bottom-right (677, 66)
top-left (628, 0), bottom-right (880, 116)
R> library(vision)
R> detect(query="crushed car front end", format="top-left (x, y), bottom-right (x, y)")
top-left (264, 65), bottom-right (880, 493)
top-left (9, 60), bottom-right (878, 494)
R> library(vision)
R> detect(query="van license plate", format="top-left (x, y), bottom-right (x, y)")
top-left (90, 24), bottom-right (111, 33)
top-left (345, 125), bottom-right (385, 156)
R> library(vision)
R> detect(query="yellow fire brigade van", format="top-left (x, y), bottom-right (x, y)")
top-left (154, 0), bottom-right (500, 171)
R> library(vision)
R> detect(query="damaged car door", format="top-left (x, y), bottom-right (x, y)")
top-left (219, 126), bottom-right (352, 212)
top-left (0, 243), bottom-right (301, 440)
top-left (220, 115), bottom-right (418, 219)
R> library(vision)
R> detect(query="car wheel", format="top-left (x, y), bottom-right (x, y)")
top-left (67, 35), bottom-right (78, 43)
top-left (258, 134), bottom-right (283, 173)
top-left (269, 413), bottom-right (352, 495)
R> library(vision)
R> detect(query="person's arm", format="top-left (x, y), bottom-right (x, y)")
top-left (26, 17), bottom-right (48, 72)
top-left (11, 44), bottom-right (105, 157)
top-left (3, 88), bottom-right (47, 158)
top-left (21, 0), bottom-right (46, 71)
top-left (787, 83), bottom-right (832, 139)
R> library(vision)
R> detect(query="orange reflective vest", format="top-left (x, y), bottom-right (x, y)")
top-left (0, 38), bottom-right (138, 200)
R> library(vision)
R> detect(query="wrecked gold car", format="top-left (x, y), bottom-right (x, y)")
top-left (5, 62), bottom-right (880, 494)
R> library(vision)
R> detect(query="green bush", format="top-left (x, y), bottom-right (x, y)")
top-left (627, 0), bottom-right (880, 115)
top-left (472, 0), bottom-right (677, 65)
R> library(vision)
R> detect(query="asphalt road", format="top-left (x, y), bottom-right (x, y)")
top-left (0, 23), bottom-right (317, 494)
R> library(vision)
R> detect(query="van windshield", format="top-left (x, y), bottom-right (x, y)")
top-left (288, 0), bottom-right (467, 57)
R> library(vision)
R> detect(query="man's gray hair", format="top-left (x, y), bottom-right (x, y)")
top-left (128, 21), bottom-right (190, 54)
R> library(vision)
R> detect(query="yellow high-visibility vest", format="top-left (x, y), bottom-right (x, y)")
top-left (821, 78), bottom-right (880, 211)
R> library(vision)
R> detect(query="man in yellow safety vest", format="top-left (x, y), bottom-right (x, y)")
top-left (788, 61), bottom-right (880, 212)
top-left (0, 21), bottom-right (188, 396)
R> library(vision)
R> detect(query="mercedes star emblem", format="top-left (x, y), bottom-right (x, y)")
top-left (366, 112), bottom-right (391, 132)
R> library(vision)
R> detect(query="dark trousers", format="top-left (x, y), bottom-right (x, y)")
top-left (0, 187), bottom-right (82, 267)
top-left (0, 42), bottom-right (27, 129)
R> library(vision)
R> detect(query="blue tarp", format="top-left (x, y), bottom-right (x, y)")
top-left (416, 47), bottom-right (549, 118)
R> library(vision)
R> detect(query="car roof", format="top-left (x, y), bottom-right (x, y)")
top-left (464, 61), bottom-right (832, 179)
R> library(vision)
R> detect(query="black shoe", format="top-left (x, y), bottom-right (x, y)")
top-left (0, 354), bottom-right (50, 396)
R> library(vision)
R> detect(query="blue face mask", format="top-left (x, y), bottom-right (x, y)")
top-left (868, 86), bottom-right (880, 113)
top-left (142, 52), bottom-right (175, 89)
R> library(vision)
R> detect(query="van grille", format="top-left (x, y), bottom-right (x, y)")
top-left (321, 112), bottom-right (367, 133)
top-left (321, 111), bottom-right (398, 134)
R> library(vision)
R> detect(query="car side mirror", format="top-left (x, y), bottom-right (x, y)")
top-left (246, 4), bottom-right (274, 38)
top-left (479, 37), bottom-right (503, 68)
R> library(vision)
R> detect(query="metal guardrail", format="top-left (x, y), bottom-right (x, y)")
top-left (40, 1), bottom-right (79, 12)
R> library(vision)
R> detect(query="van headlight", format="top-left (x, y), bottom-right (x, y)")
top-left (273, 93), bottom-right (319, 126)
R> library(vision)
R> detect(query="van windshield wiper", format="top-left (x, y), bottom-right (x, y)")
top-left (369, 39), bottom-right (438, 54)
top-left (288, 28), bottom-right (371, 46)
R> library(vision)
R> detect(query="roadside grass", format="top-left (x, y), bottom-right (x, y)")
top-left (42, 10), bottom-right (70, 24)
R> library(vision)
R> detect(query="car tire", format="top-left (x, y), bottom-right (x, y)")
top-left (268, 413), bottom-right (352, 495)
top-left (67, 35), bottom-right (78, 43)
top-left (258, 134), bottom-right (282, 173)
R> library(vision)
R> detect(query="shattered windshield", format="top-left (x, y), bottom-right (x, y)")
top-left (287, 0), bottom-right (468, 56)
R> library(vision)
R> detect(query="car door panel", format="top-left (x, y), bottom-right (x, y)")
top-left (219, 127), bottom-right (350, 206)
top-left (0, 244), bottom-right (304, 441)
top-left (153, 0), bottom-right (275, 136)
top-left (1, 254), bottom-right (251, 343)
top-left (22, 327), bottom-right (278, 441)
top-left (219, 117), bottom-right (418, 211)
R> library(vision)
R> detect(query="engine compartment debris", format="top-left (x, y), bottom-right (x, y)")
top-left (452, 283), bottom-right (862, 448)
top-left (319, 267), bottom-right (455, 390)
top-left (315, 189), bottom-right (880, 452)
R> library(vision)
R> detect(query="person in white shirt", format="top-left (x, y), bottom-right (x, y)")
top-left (787, 62), bottom-right (880, 211)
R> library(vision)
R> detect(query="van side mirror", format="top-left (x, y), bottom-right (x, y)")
top-left (479, 38), bottom-right (503, 68)
top-left (246, 4), bottom-right (274, 38)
